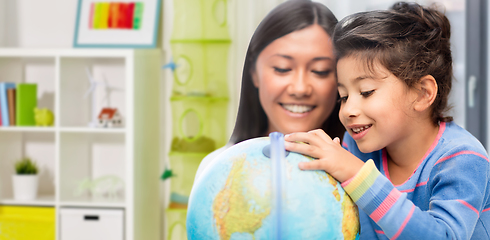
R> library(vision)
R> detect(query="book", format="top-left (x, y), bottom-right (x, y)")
top-left (7, 88), bottom-right (15, 126)
top-left (0, 82), bottom-right (16, 126)
top-left (15, 83), bottom-right (37, 126)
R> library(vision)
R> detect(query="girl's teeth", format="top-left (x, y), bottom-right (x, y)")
top-left (282, 104), bottom-right (313, 113)
top-left (352, 126), bottom-right (370, 133)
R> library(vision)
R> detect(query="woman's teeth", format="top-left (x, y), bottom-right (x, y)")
top-left (352, 125), bottom-right (371, 134)
top-left (282, 104), bottom-right (313, 113)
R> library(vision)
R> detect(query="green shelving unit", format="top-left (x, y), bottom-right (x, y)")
top-left (170, 96), bottom-right (229, 151)
top-left (170, 41), bottom-right (230, 98)
top-left (165, 208), bottom-right (188, 240)
top-left (171, 0), bottom-right (229, 41)
top-left (165, 0), bottom-right (231, 239)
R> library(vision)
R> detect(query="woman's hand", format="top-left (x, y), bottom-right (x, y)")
top-left (284, 129), bottom-right (364, 183)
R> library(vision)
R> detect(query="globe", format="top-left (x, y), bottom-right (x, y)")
top-left (187, 132), bottom-right (360, 240)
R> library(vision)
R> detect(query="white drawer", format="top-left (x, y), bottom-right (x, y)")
top-left (60, 208), bottom-right (124, 240)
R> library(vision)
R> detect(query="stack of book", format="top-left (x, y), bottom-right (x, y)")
top-left (0, 82), bottom-right (37, 127)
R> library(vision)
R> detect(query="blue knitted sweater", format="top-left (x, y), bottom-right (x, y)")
top-left (341, 121), bottom-right (490, 239)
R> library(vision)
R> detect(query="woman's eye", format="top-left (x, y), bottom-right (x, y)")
top-left (273, 67), bottom-right (291, 73)
top-left (338, 96), bottom-right (348, 103)
top-left (312, 70), bottom-right (332, 77)
top-left (360, 90), bottom-right (374, 97)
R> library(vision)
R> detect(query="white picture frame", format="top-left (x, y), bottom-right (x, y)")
top-left (73, 0), bottom-right (161, 48)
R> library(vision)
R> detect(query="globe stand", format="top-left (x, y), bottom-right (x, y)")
top-left (269, 132), bottom-right (286, 240)
top-left (261, 142), bottom-right (290, 158)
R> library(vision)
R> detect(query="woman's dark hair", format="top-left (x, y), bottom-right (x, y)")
top-left (229, 0), bottom-right (344, 144)
top-left (333, 1), bottom-right (453, 124)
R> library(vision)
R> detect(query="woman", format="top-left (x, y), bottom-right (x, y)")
top-left (195, 0), bottom-right (344, 179)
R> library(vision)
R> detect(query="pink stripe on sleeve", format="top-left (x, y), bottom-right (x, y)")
top-left (456, 199), bottom-right (479, 215)
top-left (369, 188), bottom-right (402, 222)
top-left (400, 179), bottom-right (429, 193)
top-left (341, 175), bottom-right (355, 187)
top-left (391, 205), bottom-right (415, 240)
top-left (482, 207), bottom-right (490, 213)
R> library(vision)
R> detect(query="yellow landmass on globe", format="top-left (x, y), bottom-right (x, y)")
top-left (315, 168), bottom-right (341, 201)
top-left (212, 155), bottom-right (271, 240)
top-left (327, 174), bottom-right (341, 201)
top-left (341, 191), bottom-right (360, 240)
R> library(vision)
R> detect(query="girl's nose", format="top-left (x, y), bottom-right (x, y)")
top-left (287, 72), bottom-right (312, 98)
top-left (340, 99), bottom-right (360, 119)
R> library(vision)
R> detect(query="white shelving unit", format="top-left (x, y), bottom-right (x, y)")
top-left (0, 48), bottom-right (162, 240)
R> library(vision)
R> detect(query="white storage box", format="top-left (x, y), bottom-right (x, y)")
top-left (60, 208), bottom-right (124, 240)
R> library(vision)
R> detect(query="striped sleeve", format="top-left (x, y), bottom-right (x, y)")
top-left (341, 160), bottom-right (423, 239)
top-left (341, 154), bottom-right (490, 240)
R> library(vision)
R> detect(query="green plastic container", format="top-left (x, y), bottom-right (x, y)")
top-left (170, 96), bottom-right (228, 153)
top-left (169, 152), bottom-right (207, 205)
top-left (171, 42), bottom-right (230, 98)
top-left (171, 0), bottom-right (229, 41)
top-left (165, 208), bottom-right (188, 240)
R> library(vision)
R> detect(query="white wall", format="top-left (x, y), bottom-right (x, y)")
top-left (0, 0), bottom-right (5, 46)
top-left (3, 0), bottom-right (77, 48)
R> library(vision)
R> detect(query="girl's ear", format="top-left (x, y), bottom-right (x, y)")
top-left (413, 75), bottom-right (438, 112)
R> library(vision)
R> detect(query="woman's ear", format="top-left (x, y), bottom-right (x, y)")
top-left (251, 71), bottom-right (259, 88)
top-left (413, 75), bottom-right (438, 112)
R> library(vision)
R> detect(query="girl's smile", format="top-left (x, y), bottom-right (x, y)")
top-left (348, 124), bottom-right (372, 140)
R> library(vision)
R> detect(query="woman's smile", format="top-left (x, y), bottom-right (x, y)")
top-left (280, 103), bottom-right (315, 114)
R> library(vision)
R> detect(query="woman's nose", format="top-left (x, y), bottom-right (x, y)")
top-left (287, 72), bottom-right (312, 97)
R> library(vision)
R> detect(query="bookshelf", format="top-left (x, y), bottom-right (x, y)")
top-left (0, 48), bottom-right (161, 240)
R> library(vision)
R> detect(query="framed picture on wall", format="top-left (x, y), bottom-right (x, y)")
top-left (73, 0), bottom-right (161, 48)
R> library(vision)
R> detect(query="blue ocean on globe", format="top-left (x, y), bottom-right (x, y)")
top-left (187, 133), bottom-right (360, 240)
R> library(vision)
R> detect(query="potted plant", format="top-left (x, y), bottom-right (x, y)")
top-left (12, 157), bottom-right (39, 200)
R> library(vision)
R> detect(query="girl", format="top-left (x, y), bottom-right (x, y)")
top-left (285, 2), bottom-right (490, 239)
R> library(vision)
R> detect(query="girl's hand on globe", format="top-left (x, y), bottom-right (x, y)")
top-left (284, 129), bottom-right (364, 183)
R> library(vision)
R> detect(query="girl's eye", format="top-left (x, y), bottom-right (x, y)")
top-left (273, 67), bottom-right (291, 73)
top-left (360, 90), bottom-right (374, 97)
top-left (312, 70), bottom-right (332, 77)
top-left (338, 96), bottom-right (348, 103)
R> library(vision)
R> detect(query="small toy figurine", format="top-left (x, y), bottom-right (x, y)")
top-left (34, 108), bottom-right (54, 126)
top-left (97, 107), bottom-right (123, 128)
top-left (74, 175), bottom-right (125, 200)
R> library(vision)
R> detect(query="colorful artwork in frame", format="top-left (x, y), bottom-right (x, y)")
top-left (74, 0), bottom-right (161, 48)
